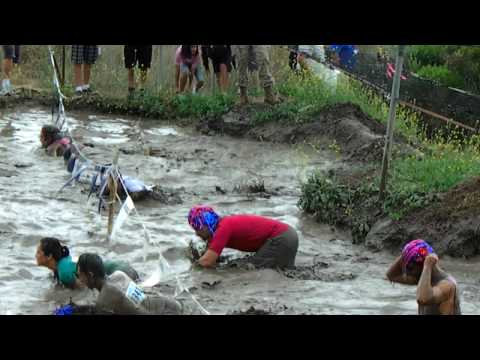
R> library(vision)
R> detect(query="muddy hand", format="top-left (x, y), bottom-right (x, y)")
top-left (424, 254), bottom-right (438, 268)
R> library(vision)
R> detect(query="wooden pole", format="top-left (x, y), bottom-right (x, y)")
top-left (52, 53), bottom-right (62, 85)
top-left (61, 45), bottom-right (66, 87)
top-left (379, 45), bottom-right (406, 202)
top-left (107, 149), bottom-right (120, 241)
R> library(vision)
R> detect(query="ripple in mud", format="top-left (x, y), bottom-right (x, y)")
top-left (282, 262), bottom-right (357, 282)
top-left (230, 306), bottom-right (273, 315)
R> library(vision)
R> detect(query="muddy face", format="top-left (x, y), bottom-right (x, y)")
top-left (39, 128), bottom-right (48, 147)
top-left (406, 263), bottom-right (423, 282)
top-left (35, 244), bottom-right (50, 267)
top-left (195, 228), bottom-right (211, 242)
top-left (76, 268), bottom-right (93, 289)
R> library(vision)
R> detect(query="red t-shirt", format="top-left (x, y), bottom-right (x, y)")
top-left (208, 215), bottom-right (290, 256)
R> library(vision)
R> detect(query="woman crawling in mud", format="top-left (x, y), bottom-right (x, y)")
top-left (386, 239), bottom-right (461, 315)
top-left (35, 237), bottom-right (139, 289)
top-left (66, 253), bottom-right (185, 315)
top-left (187, 206), bottom-right (299, 269)
top-left (40, 125), bottom-right (72, 157)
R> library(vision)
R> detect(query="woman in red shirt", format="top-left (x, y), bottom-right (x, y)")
top-left (187, 206), bottom-right (299, 269)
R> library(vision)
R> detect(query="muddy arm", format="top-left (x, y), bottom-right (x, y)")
top-left (198, 249), bottom-right (219, 268)
top-left (386, 256), bottom-right (417, 285)
top-left (417, 257), bottom-right (452, 305)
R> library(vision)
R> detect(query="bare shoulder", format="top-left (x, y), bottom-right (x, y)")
top-left (434, 278), bottom-right (456, 296)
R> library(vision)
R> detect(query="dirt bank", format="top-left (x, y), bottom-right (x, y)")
top-left (198, 103), bottom-right (411, 163)
top-left (365, 176), bottom-right (480, 257)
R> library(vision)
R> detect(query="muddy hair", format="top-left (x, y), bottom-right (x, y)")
top-left (40, 125), bottom-right (62, 148)
top-left (63, 147), bottom-right (72, 163)
top-left (40, 237), bottom-right (70, 283)
top-left (77, 253), bottom-right (106, 280)
top-left (40, 237), bottom-right (70, 262)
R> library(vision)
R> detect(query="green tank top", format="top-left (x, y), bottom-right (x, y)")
top-left (57, 256), bottom-right (77, 287)
top-left (56, 257), bottom-right (139, 287)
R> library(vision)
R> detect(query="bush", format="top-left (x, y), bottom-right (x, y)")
top-left (415, 65), bottom-right (465, 88)
top-left (408, 45), bottom-right (451, 68)
top-left (447, 46), bottom-right (480, 94)
top-left (298, 172), bottom-right (355, 225)
top-left (407, 45), bottom-right (480, 94)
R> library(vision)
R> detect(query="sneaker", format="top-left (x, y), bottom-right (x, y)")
top-left (82, 85), bottom-right (92, 94)
top-left (74, 86), bottom-right (84, 96)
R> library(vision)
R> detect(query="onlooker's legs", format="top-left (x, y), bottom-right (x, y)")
top-left (124, 45), bottom-right (137, 94)
top-left (252, 45), bottom-right (277, 104)
top-left (252, 45), bottom-right (274, 88)
top-left (218, 63), bottom-right (229, 92)
top-left (72, 45), bottom-right (85, 93)
top-left (137, 46), bottom-right (152, 90)
top-left (289, 50), bottom-right (298, 71)
top-left (194, 66), bottom-right (205, 92)
top-left (13, 45), bottom-right (21, 65)
top-left (179, 64), bottom-right (190, 93)
top-left (235, 45), bottom-right (250, 104)
top-left (83, 65), bottom-right (92, 89)
top-left (82, 45), bottom-right (98, 91)
top-left (2, 45), bottom-right (14, 94)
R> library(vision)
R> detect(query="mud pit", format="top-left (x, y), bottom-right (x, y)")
top-left (1, 106), bottom-right (480, 315)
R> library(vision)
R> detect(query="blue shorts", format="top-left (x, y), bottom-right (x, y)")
top-left (180, 63), bottom-right (205, 83)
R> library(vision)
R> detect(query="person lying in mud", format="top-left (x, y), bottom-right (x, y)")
top-left (40, 125), bottom-right (72, 157)
top-left (386, 239), bottom-right (461, 315)
top-left (187, 206), bottom-right (299, 269)
top-left (74, 253), bottom-right (184, 315)
top-left (83, 163), bottom-right (182, 204)
top-left (36, 237), bottom-right (139, 289)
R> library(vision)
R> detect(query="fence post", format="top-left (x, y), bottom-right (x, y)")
top-left (379, 45), bottom-right (406, 202)
top-left (107, 148), bottom-right (120, 241)
top-left (61, 46), bottom-right (66, 87)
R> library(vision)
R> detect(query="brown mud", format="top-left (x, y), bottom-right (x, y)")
top-left (2, 91), bottom-right (480, 314)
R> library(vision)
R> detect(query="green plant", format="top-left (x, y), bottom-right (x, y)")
top-left (415, 65), bottom-right (465, 89)
top-left (408, 45), bottom-right (451, 68)
top-left (298, 171), bottom-right (352, 224)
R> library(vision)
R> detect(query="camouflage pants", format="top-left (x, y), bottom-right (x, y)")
top-left (235, 45), bottom-right (274, 88)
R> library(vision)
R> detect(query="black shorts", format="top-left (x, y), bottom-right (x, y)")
top-left (207, 46), bottom-right (233, 73)
top-left (2, 45), bottom-right (14, 59)
top-left (124, 45), bottom-right (153, 69)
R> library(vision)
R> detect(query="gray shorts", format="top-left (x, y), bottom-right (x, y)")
top-left (249, 226), bottom-right (299, 269)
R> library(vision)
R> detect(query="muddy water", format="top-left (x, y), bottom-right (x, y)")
top-left (1, 107), bottom-right (480, 315)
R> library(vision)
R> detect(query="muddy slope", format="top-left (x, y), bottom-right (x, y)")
top-left (365, 177), bottom-right (480, 257)
top-left (199, 103), bottom-right (410, 162)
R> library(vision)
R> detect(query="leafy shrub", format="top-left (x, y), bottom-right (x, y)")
top-left (415, 65), bottom-right (465, 88)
